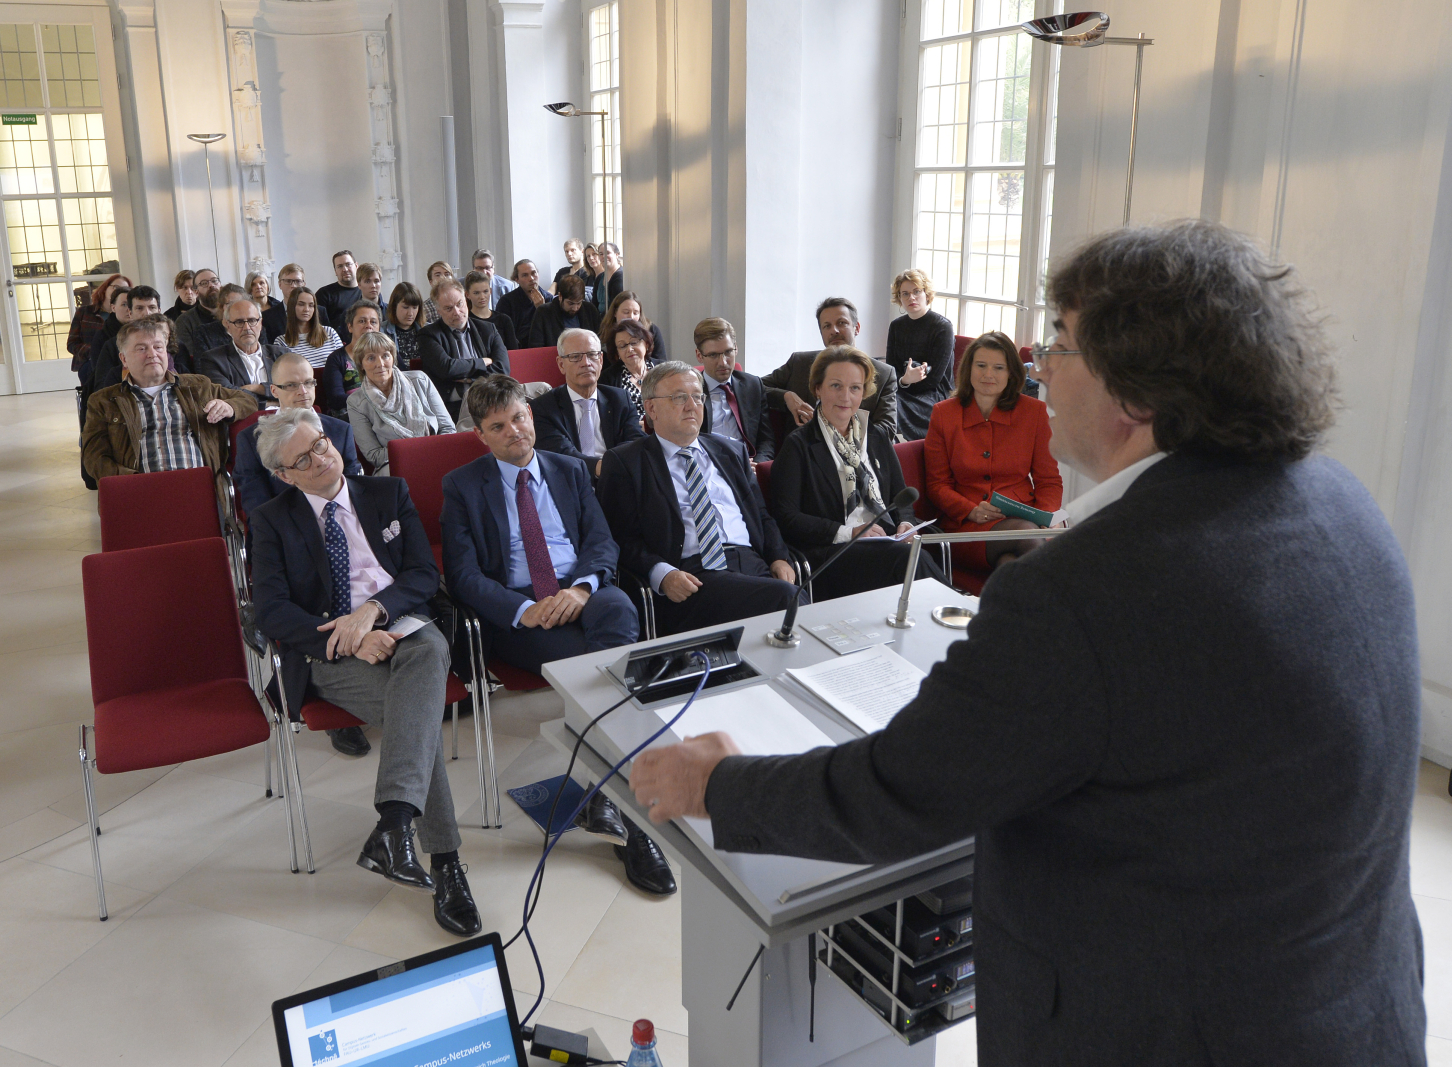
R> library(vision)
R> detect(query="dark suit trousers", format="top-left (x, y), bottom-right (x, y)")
top-left (805, 539), bottom-right (949, 603)
top-left (652, 545), bottom-right (800, 636)
top-left (490, 584), bottom-right (639, 674)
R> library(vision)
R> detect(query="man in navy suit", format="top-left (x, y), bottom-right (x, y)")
top-left (695, 317), bottom-right (775, 462)
top-left (528, 328), bottom-right (644, 479)
top-left (597, 361), bottom-right (799, 637)
top-left (441, 375), bottom-right (674, 897)
top-left (250, 407), bottom-right (482, 938)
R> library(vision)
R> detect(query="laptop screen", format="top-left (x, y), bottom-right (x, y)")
top-left (273, 934), bottom-right (527, 1067)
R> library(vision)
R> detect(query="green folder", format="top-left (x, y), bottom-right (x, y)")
top-left (990, 492), bottom-right (1053, 527)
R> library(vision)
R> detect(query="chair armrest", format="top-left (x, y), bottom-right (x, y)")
top-left (615, 567), bottom-right (658, 641)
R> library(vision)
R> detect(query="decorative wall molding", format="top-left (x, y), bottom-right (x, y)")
top-left (365, 30), bottom-right (403, 285)
top-left (225, 27), bottom-right (275, 280)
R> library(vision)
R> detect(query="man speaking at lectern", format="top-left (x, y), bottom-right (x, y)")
top-left (632, 222), bottom-right (1427, 1066)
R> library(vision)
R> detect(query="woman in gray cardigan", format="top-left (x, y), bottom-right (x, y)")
top-left (346, 330), bottom-right (453, 474)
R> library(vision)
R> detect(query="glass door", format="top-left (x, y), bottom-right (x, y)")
top-left (0, 7), bottom-right (134, 394)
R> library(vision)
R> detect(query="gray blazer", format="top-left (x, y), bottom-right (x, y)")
top-left (705, 452), bottom-right (1426, 1066)
top-left (345, 369), bottom-right (453, 474)
top-left (759, 350), bottom-right (898, 436)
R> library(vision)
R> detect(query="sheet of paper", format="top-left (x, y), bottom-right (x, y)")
top-left (384, 615), bottom-right (432, 639)
top-left (786, 644), bottom-right (928, 735)
top-left (861, 517), bottom-right (936, 542)
top-left (652, 685), bottom-right (835, 756)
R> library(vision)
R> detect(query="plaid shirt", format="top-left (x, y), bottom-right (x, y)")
top-left (129, 382), bottom-right (206, 473)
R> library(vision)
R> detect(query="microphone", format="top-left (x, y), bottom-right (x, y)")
top-left (765, 487), bottom-right (919, 649)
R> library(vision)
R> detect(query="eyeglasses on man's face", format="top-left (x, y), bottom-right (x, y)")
top-left (280, 434), bottom-right (330, 472)
top-left (228, 316), bottom-right (261, 329)
top-left (273, 379), bottom-right (317, 394)
top-left (652, 392), bottom-right (705, 408)
top-left (1028, 337), bottom-right (1083, 370)
top-left (560, 350), bottom-right (603, 364)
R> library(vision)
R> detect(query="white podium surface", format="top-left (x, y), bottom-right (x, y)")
top-left (539, 578), bottom-right (979, 1067)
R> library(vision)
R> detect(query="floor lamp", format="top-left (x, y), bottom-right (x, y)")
top-left (1021, 13), bottom-right (1154, 226)
top-left (543, 102), bottom-right (610, 232)
top-left (186, 132), bottom-right (227, 271)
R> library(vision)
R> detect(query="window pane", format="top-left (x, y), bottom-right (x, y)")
top-left (14, 280), bottom-right (69, 361)
top-left (917, 42), bottom-right (970, 168)
top-left (52, 111), bottom-right (108, 193)
top-left (974, 0), bottom-right (1034, 32)
top-left (960, 299), bottom-right (1016, 338)
top-left (42, 23), bottom-right (99, 109)
top-left (0, 23), bottom-right (41, 108)
top-left (61, 195), bottom-right (117, 275)
top-left (0, 120), bottom-right (53, 194)
top-left (920, 0), bottom-right (971, 41)
top-left (914, 171), bottom-right (965, 297)
top-left (1036, 169), bottom-right (1053, 306)
top-left (4, 196), bottom-right (62, 276)
top-left (965, 169), bottom-right (1022, 300)
top-left (589, 5), bottom-right (614, 93)
top-left (971, 32), bottom-right (1031, 166)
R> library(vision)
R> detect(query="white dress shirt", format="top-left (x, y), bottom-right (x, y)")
top-left (650, 435), bottom-right (754, 592)
top-left (567, 385), bottom-right (606, 458)
top-left (302, 482), bottom-right (395, 619)
top-left (235, 342), bottom-right (267, 385)
top-left (495, 452), bottom-right (599, 627)
top-left (704, 375), bottom-right (744, 442)
top-left (1062, 451), bottom-right (1167, 526)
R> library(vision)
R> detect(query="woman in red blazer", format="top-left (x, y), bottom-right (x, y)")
top-left (926, 331), bottom-right (1062, 571)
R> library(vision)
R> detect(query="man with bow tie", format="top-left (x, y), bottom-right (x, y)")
top-left (249, 406), bottom-right (481, 938)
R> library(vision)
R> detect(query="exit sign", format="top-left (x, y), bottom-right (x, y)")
top-left (2, 114), bottom-right (36, 125)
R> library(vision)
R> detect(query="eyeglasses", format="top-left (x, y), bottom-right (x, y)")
top-left (279, 435), bottom-right (330, 472)
top-left (228, 317), bottom-right (261, 328)
top-left (273, 380), bottom-right (317, 393)
top-left (561, 350), bottom-right (603, 363)
top-left (1027, 339), bottom-right (1083, 369)
top-left (701, 347), bottom-right (737, 359)
top-left (900, 287), bottom-right (927, 300)
top-left (651, 392), bottom-right (705, 408)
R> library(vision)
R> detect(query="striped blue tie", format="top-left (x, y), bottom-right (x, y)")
top-left (680, 446), bottom-right (728, 571)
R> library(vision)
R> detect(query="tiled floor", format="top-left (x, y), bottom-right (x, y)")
top-left (0, 391), bottom-right (1446, 1067)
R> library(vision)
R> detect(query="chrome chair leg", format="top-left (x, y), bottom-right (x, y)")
top-left (466, 615), bottom-right (501, 828)
top-left (79, 725), bottom-right (107, 921)
top-left (281, 720), bottom-right (315, 873)
top-left (451, 701), bottom-right (459, 760)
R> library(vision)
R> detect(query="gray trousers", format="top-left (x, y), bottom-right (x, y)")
top-left (308, 622), bottom-right (462, 854)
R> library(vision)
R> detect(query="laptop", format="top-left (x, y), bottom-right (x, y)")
top-left (272, 931), bottom-right (530, 1067)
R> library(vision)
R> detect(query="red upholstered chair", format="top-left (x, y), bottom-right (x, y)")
top-left (893, 439), bottom-right (955, 582)
top-left (506, 346), bottom-right (567, 388)
top-left (79, 537), bottom-right (290, 919)
top-left (952, 335), bottom-right (973, 381)
top-left (98, 468), bottom-right (223, 551)
top-left (227, 410), bottom-right (264, 474)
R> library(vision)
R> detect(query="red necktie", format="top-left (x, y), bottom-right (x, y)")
top-left (720, 381), bottom-right (751, 457)
top-left (515, 471), bottom-right (561, 600)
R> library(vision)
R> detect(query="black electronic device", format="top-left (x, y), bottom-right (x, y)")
top-left (833, 922), bottom-right (973, 1008)
top-left (604, 626), bottom-right (760, 706)
top-left (526, 1023), bottom-right (589, 1064)
top-left (861, 895), bottom-right (973, 961)
top-left (916, 865), bottom-right (974, 915)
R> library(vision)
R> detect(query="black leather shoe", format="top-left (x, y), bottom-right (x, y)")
top-left (432, 859), bottom-right (483, 937)
top-left (614, 818), bottom-right (676, 896)
top-left (574, 790), bottom-right (628, 846)
top-left (329, 727), bottom-right (371, 757)
top-left (357, 825), bottom-right (435, 891)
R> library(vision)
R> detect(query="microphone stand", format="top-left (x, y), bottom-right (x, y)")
top-left (765, 487), bottom-right (918, 649)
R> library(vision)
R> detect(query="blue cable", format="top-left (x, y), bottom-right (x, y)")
top-left (518, 651), bottom-right (713, 1026)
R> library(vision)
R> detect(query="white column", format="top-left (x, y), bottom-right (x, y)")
top-left (224, 27), bottom-right (274, 282)
top-left (488, 0), bottom-right (551, 267)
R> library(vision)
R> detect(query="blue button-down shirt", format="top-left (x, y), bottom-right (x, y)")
top-left (496, 453), bottom-right (599, 626)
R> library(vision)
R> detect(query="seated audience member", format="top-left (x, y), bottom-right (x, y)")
top-left (528, 274), bottom-right (601, 348)
top-left (495, 259), bottom-right (553, 342)
top-left (343, 262), bottom-right (385, 345)
top-left (925, 331), bottom-right (1061, 571)
top-left (279, 285), bottom-right (344, 371)
top-left (418, 278), bottom-right (509, 420)
top-left (316, 249), bottom-right (363, 331)
top-left (695, 317), bottom-right (774, 461)
top-left (321, 300), bottom-right (384, 416)
top-left (474, 248), bottom-right (516, 308)
top-left (581, 243), bottom-right (602, 302)
top-left (265, 263), bottom-right (332, 340)
top-left (441, 376), bottom-right (674, 895)
top-left (530, 328), bottom-right (644, 478)
top-left (69, 272), bottom-right (130, 375)
top-left (82, 315), bottom-right (258, 489)
top-left (550, 238), bottom-right (590, 293)
top-left (602, 291), bottom-right (668, 364)
top-left (80, 281), bottom-right (130, 386)
top-left (597, 361), bottom-right (799, 636)
top-left (599, 319), bottom-right (657, 423)
top-left (250, 406), bottom-right (480, 937)
top-left (886, 268), bottom-right (955, 440)
top-left (384, 282), bottom-right (425, 369)
top-left (464, 269), bottom-right (518, 350)
top-left (769, 346), bottom-right (948, 600)
top-left (761, 297), bottom-right (897, 437)
top-left (347, 331), bottom-right (453, 475)
top-left (246, 270), bottom-right (283, 334)
top-left (167, 269), bottom-right (196, 321)
top-left (199, 299), bottom-right (280, 402)
top-left (421, 261), bottom-right (454, 324)
top-left (173, 269), bottom-right (225, 363)
top-left (88, 286), bottom-right (164, 393)
top-left (591, 242), bottom-right (623, 317)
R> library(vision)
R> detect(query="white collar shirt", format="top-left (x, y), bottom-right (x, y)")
top-left (566, 385), bottom-right (605, 458)
top-left (1062, 451), bottom-right (1168, 526)
top-left (301, 481), bottom-right (395, 619)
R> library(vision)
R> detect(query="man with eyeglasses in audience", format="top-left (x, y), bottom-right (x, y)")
top-left (695, 317), bottom-right (775, 463)
top-left (472, 248), bottom-right (516, 308)
top-left (597, 360), bottom-right (800, 636)
top-left (264, 263), bottom-right (331, 341)
top-left (198, 298), bottom-right (281, 403)
top-left (529, 328), bottom-right (644, 480)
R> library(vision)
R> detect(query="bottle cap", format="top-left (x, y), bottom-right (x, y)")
top-left (632, 1019), bottom-right (655, 1046)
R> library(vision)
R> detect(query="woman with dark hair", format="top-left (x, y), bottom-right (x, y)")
top-left (278, 285), bottom-right (343, 371)
top-left (885, 267), bottom-right (955, 440)
top-left (925, 330), bottom-right (1060, 572)
top-left (384, 282), bottom-right (426, 369)
top-left (320, 299), bottom-right (383, 417)
top-left (68, 272), bottom-right (131, 375)
top-left (601, 290), bottom-right (667, 364)
top-left (600, 318), bottom-right (657, 422)
top-left (464, 269), bottom-right (518, 349)
top-left (592, 242), bottom-right (624, 317)
top-left (167, 269), bottom-right (197, 321)
top-left (769, 346), bottom-right (947, 601)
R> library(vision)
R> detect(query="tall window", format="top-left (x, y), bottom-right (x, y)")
top-left (586, 2), bottom-right (621, 247)
top-left (902, 0), bottom-right (1059, 344)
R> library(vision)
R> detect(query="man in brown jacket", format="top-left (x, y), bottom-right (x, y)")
top-left (82, 314), bottom-right (257, 489)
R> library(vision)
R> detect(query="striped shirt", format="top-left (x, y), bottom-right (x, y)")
top-left (129, 382), bottom-right (206, 473)
top-left (422, 299), bottom-right (440, 325)
top-left (280, 325), bottom-right (343, 369)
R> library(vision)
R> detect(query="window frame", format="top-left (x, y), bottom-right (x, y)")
top-left (581, 0), bottom-right (622, 249)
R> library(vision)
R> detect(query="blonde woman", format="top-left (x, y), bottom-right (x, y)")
top-left (345, 330), bottom-right (452, 474)
top-left (885, 267), bottom-right (955, 440)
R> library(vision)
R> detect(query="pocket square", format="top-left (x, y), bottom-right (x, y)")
top-left (381, 519), bottom-right (401, 542)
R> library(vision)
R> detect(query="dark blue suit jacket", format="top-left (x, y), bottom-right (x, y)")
top-left (234, 413), bottom-right (363, 517)
top-left (529, 383), bottom-right (644, 472)
top-left (440, 450), bottom-right (619, 631)
top-left (252, 476), bottom-right (440, 714)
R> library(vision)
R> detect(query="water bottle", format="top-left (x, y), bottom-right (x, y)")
top-left (625, 1018), bottom-right (665, 1067)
